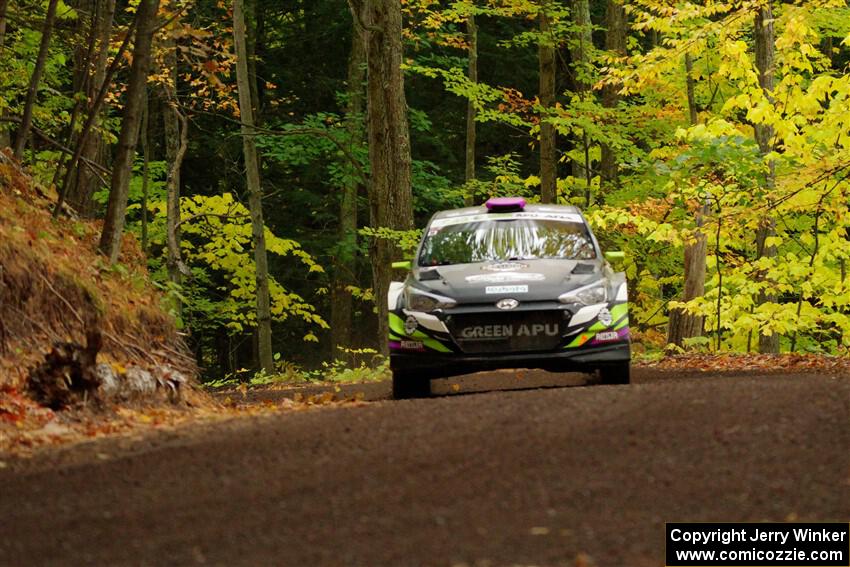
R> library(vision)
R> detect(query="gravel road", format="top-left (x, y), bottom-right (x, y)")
top-left (1, 370), bottom-right (849, 566)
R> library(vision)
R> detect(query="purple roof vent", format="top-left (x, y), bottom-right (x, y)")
top-left (485, 196), bottom-right (526, 213)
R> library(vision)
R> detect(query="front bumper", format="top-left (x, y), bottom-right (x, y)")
top-left (388, 295), bottom-right (631, 378)
top-left (390, 342), bottom-right (630, 379)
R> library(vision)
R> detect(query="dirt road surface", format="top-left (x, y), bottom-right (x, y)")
top-left (2, 370), bottom-right (849, 566)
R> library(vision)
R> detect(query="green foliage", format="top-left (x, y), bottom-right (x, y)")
top-left (94, 160), bottom-right (169, 206)
top-left (359, 226), bottom-right (423, 257)
top-left (205, 349), bottom-right (388, 389)
top-left (301, 351), bottom-right (389, 383)
top-left (99, 156), bottom-right (330, 348)
top-left (577, 0), bottom-right (850, 352)
top-left (456, 153), bottom-right (540, 205)
top-left (149, 192), bottom-right (328, 335)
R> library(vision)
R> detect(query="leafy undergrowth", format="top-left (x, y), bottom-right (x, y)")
top-left (636, 352), bottom-right (850, 374)
top-left (204, 355), bottom-right (390, 390)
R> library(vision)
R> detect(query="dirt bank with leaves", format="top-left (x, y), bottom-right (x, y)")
top-left (0, 151), bottom-right (204, 437)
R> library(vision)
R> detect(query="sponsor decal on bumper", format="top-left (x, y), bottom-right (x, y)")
top-left (594, 331), bottom-right (619, 342)
top-left (458, 323), bottom-right (559, 339)
top-left (388, 313), bottom-right (452, 353)
top-left (591, 326), bottom-right (630, 345)
top-left (389, 340), bottom-right (426, 352)
top-left (390, 300), bottom-right (630, 354)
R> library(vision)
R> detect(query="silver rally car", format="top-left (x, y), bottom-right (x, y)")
top-left (388, 197), bottom-right (631, 399)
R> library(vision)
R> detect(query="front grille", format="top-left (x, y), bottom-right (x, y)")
top-left (445, 310), bottom-right (562, 354)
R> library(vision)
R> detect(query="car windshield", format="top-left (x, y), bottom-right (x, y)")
top-left (418, 218), bottom-right (596, 266)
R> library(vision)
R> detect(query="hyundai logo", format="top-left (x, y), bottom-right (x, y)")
top-left (496, 298), bottom-right (519, 310)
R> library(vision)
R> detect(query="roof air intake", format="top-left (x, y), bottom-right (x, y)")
top-left (485, 197), bottom-right (526, 213)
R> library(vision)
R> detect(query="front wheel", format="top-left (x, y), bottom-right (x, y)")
top-left (392, 370), bottom-right (431, 399)
top-left (599, 362), bottom-right (630, 385)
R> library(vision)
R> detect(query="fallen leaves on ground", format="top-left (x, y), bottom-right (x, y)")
top-left (6, 352), bottom-right (847, 458)
top-left (637, 352), bottom-right (850, 374)
top-left (0, 387), bottom-right (368, 458)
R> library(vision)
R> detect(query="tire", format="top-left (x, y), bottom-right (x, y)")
top-left (392, 370), bottom-right (431, 399)
top-left (599, 362), bottom-right (630, 385)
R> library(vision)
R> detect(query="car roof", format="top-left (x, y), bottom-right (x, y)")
top-left (431, 203), bottom-right (584, 221)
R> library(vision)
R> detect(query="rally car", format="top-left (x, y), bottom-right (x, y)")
top-left (387, 197), bottom-right (631, 399)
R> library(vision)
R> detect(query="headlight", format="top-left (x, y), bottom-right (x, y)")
top-left (559, 280), bottom-right (608, 305)
top-left (405, 286), bottom-right (456, 312)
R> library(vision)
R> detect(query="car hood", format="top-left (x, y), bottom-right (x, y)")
top-left (410, 259), bottom-right (604, 303)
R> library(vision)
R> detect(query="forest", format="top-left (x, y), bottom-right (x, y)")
top-left (2, 0), bottom-right (849, 383)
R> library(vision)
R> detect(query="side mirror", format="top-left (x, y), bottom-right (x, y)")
top-left (604, 251), bottom-right (625, 261)
top-left (391, 260), bottom-right (412, 270)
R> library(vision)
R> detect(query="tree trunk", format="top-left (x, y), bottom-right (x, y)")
top-left (0, 0), bottom-right (9, 147)
top-left (568, 0), bottom-right (591, 187)
top-left (599, 0), bottom-right (625, 197)
top-left (667, 52), bottom-right (708, 349)
top-left (234, 0), bottom-right (274, 372)
top-left (684, 53), bottom-right (698, 125)
top-left (330, 12), bottom-right (367, 352)
top-left (568, 0), bottom-right (591, 88)
top-left (161, 35), bottom-right (181, 292)
top-left (358, 0), bottom-right (415, 355)
top-left (255, 0), bottom-right (267, 114)
top-left (70, 0), bottom-right (96, 103)
top-left (667, 225), bottom-right (708, 348)
top-left (68, 0), bottom-right (116, 216)
top-left (754, 2), bottom-right (779, 354)
top-left (464, 10), bottom-right (477, 206)
top-left (0, 0), bottom-right (8, 52)
top-left (245, 0), bottom-right (262, 121)
top-left (55, 10), bottom-right (133, 218)
top-left (99, 0), bottom-right (161, 261)
top-left (13, 0), bottom-right (60, 159)
top-left (140, 94), bottom-right (150, 253)
top-left (164, 98), bottom-right (189, 292)
top-left (538, 6), bottom-right (557, 204)
top-left (162, 86), bottom-right (190, 318)
top-left (50, 0), bottom-right (98, 193)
